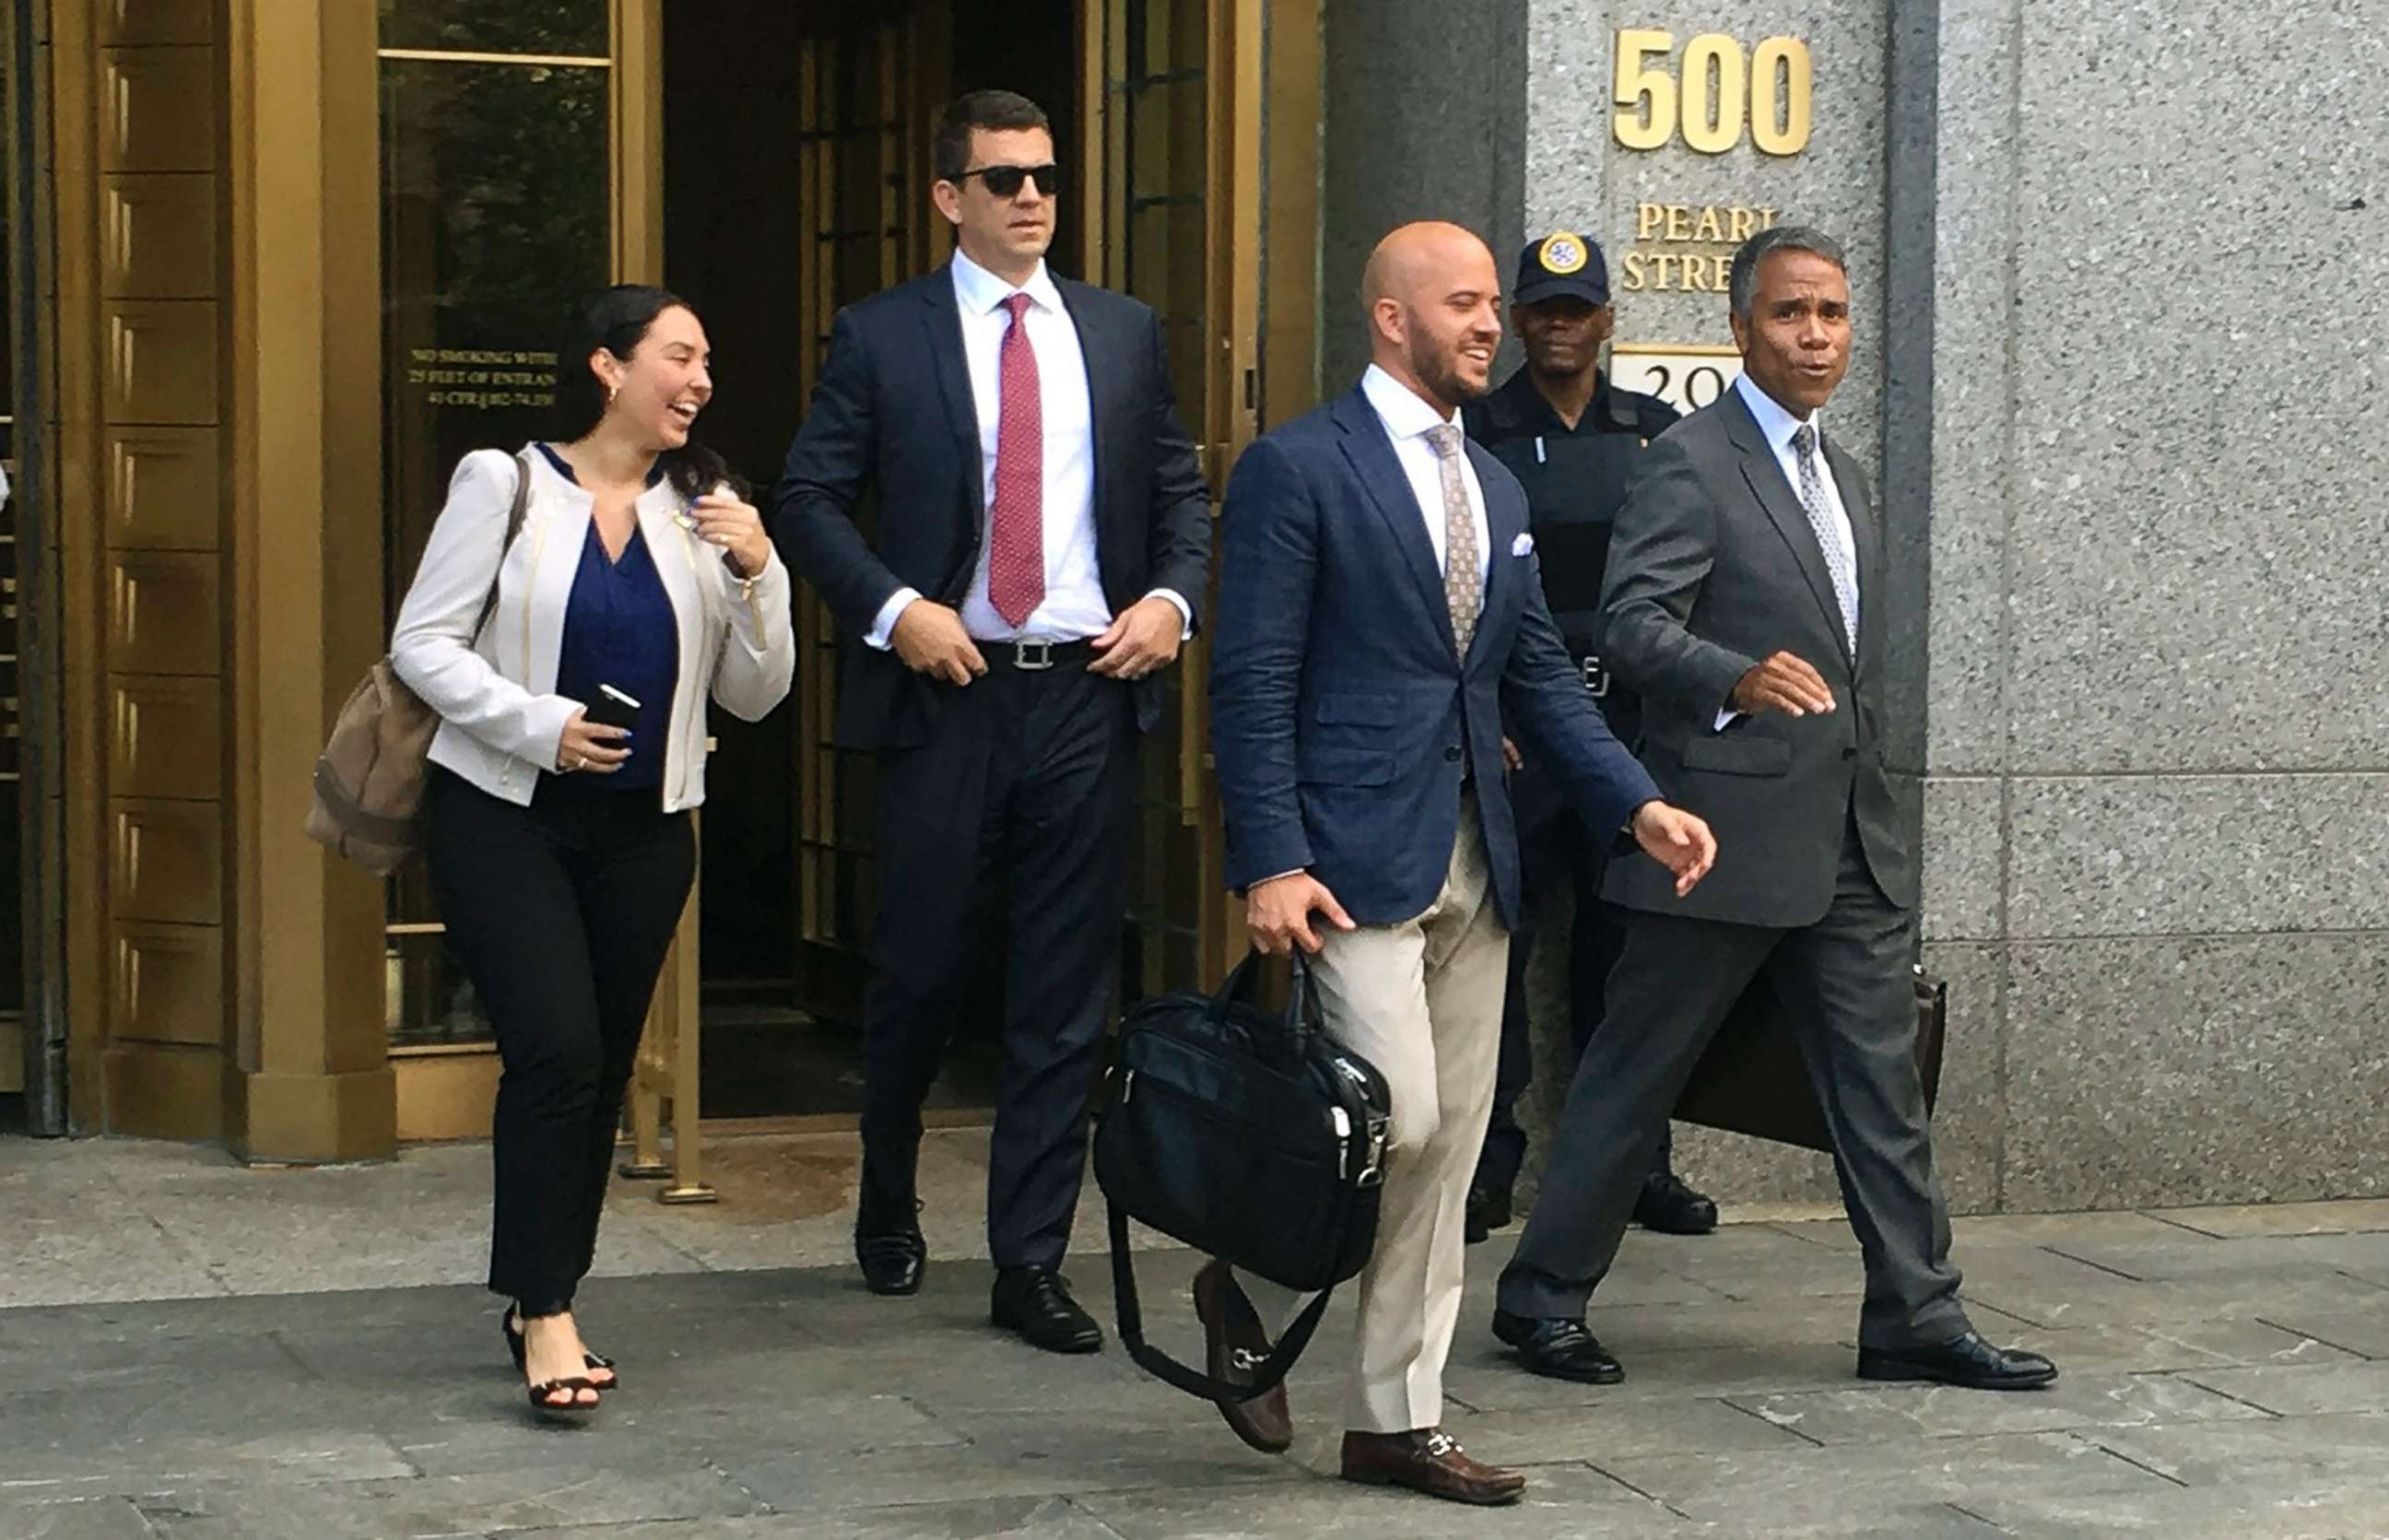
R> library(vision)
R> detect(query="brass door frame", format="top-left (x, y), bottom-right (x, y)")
top-left (1081, 0), bottom-right (1317, 992)
top-left (48, 0), bottom-right (105, 1135)
top-left (4, 0), bottom-right (69, 1127)
top-left (1203, 0), bottom-right (1266, 987)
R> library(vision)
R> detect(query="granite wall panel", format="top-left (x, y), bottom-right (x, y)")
top-left (2006, 774), bottom-right (2389, 939)
top-left (2005, 935), bottom-right (2389, 1210)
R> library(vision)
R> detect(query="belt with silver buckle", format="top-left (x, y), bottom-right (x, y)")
top-left (1576, 652), bottom-right (1611, 698)
top-left (981, 637), bottom-right (1093, 672)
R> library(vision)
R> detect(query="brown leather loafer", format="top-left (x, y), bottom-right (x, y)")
top-left (1193, 1259), bottom-right (1292, 1453)
top-left (1340, 1428), bottom-right (1525, 1505)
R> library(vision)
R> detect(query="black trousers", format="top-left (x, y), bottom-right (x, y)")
top-left (1498, 817), bottom-right (1965, 1347)
top-left (425, 766), bottom-right (696, 1313)
top-left (1473, 758), bottom-right (1666, 1197)
top-left (858, 659), bottom-right (1136, 1270)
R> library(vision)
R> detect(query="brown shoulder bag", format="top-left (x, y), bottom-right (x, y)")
top-left (303, 451), bottom-right (531, 875)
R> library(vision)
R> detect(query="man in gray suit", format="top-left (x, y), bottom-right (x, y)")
top-left (1489, 227), bottom-right (2059, 1393)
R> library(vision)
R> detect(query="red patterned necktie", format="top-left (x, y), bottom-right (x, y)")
top-left (986, 291), bottom-right (1045, 627)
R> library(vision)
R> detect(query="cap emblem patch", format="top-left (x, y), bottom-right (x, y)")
top-left (1538, 232), bottom-right (1589, 275)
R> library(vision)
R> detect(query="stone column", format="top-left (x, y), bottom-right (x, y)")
top-left (1910, 0), bottom-right (2389, 1209)
top-left (1318, 0), bottom-right (1530, 390)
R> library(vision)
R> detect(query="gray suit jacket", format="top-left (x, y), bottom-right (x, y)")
top-left (1597, 384), bottom-right (1915, 927)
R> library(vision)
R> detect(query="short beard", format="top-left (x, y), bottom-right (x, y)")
top-left (1406, 323), bottom-right (1485, 407)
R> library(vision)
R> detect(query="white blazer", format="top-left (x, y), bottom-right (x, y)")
top-left (390, 446), bottom-right (795, 812)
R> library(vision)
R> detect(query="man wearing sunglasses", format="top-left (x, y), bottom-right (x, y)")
top-left (771, 89), bottom-right (1211, 1358)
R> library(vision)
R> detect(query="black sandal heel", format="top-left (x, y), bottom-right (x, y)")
top-left (504, 1310), bottom-right (618, 1388)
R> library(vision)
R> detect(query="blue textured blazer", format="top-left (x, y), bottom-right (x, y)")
top-left (1210, 384), bottom-right (1663, 929)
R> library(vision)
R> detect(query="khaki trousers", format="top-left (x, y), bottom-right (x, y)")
top-left (1238, 807), bottom-right (1511, 1434)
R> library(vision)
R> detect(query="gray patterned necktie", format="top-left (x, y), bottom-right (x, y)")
top-left (1426, 425), bottom-right (1481, 654)
top-left (1791, 423), bottom-right (1857, 652)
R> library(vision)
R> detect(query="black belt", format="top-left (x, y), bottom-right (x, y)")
top-left (1568, 649), bottom-right (1611, 698)
top-left (976, 637), bottom-right (1098, 673)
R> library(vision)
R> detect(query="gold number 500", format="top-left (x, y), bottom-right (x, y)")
top-left (1613, 30), bottom-right (1812, 157)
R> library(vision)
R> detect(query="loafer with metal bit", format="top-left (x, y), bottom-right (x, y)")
top-left (1193, 1259), bottom-right (1291, 1453)
top-left (1341, 1428), bottom-right (1524, 1506)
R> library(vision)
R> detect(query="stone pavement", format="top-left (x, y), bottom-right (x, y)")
top-left (6, 1133), bottom-right (2389, 1537)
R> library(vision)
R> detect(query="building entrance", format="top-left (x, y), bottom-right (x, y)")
top-left (377, 0), bottom-right (1294, 1136)
top-left (3, 0), bottom-right (1315, 1151)
top-left (660, 0), bottom-right (1083, 1119)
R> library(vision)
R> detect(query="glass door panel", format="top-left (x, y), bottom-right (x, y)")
top-left (785, 10), bottom-right (947, 1027)
top-left (375, 1), bottom-right (613, 1046)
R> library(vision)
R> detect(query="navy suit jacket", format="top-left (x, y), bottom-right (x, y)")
top-left (1210, 384), bottom-right (1664, 930)
top-left (768, 264), bottom-right (1212, 750)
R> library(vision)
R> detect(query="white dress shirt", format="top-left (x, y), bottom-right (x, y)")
top-left (1716, 370), bottom-right (1857, 730)
top-left (1359, 363), bottom-right (1489, 587)
top-left (866, 248), bottom-right (1189, 648)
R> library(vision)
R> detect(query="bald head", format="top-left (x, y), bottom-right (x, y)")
top-left (1362, 221), bottom-right (1495, 313)
top-left (1361, 221), bottom-right (1503, 414)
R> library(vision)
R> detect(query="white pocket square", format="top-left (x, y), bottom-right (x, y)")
top-left (1511, 532), bottom-right (1535, 558)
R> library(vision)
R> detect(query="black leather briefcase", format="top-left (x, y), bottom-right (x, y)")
top-left (1672, 967), bottom-right (1948, 1155)
top-left (1093, 950), bottom-right (1391, 1403)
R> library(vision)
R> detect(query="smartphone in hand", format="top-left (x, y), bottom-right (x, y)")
top-left (584, 683), bottom-right (641, 734)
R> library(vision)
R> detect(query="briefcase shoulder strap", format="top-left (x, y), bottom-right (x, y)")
top-left (1105, 1201), bottom-right (1332, 1404)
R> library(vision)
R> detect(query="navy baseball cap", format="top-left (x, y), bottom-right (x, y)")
top-left (1513, 231), bottom-right (1611, 306)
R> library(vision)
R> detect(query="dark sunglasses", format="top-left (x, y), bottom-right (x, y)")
top-left (952, 162), bottom-right (1063, 198)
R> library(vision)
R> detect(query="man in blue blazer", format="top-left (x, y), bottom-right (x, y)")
top-left (1203, 221), bottom-right (1715, 1506)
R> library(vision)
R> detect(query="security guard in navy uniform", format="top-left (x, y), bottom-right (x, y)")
top-left (1462, 230), bottom-right (1719, 1243)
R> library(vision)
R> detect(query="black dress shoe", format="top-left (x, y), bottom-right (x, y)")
top-left (1632, 1170), bottom-right (1719, 1235)
top-left (991, 1265), bottom-right (1104, 1355)
top-left (854, 1227), bottom-right (925, 1296)
top-left (1857, 1330), bottom-right (2059, 1391)
top-left (1491, 1309), bottom-right (1623, 1384)
top-left (1465, 1185), bottom-right (1513, 1245)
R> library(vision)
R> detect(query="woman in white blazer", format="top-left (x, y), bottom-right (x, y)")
top-left (390, 286), bottom-right (794, 1417)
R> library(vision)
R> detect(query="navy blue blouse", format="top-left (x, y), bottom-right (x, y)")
top-left (540, 444), bottom-right (678, 793)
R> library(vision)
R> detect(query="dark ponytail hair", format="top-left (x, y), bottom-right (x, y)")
top-left (549, 284), bottom-right (745, 501)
